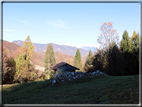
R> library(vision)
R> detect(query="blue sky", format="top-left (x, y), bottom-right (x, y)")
top-left (3, 3), bottom-right (140, 48)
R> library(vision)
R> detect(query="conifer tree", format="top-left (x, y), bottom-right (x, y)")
top-left (120, 30), bottom-right (131, 53)
top-left (14, 36), bottom-right (35, 83)
top-left (84, 50), bottom-right (93, 72)
top-left (132, 30), bottom-right (137, 43)
top-left (129, 31), bottom-right (137, 52)
top-left (23, 35), bottom-right (34, 59)
top-left (44, 44), bottom-right (56, 79)
top-left (131, 33), bottom-right (139, 74)
top-left (108, 42), bottom-right (123, 75)
top-left (74, 49), bottom-right (82, 71)
top-left (132, 34), bottom-right (139, 52)
top-left (23, 35), bottom-right (35, 73)
top-left (86, 50), bottom-right (93, 63)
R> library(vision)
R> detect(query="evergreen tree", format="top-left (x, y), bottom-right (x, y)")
top-left (129, 30), bottom-right (137, 52)
top-left (74, 49), bottom-right (83, 71)
top-left (120, 30), bottom-right (139, 75)
top-left (23, 35), bottom-right (34, 59)
top-left (23, 35), bottom-right (35, 75)
top-left (44, 44), bottom-right (56, 79)
top-left (120, 30), bottom-right (130, 53)
top-left (91, 49), bottom-right (103, 72)
top-left (132, 34), bottom-right (139, 52)
top-left (128, 38), bottom-right (132, 52)
top-left (84, 50), bottom-right (93, 72)
top-left (108, 42), bottom-right (124, 76)
top-left (86, 50), bottom-right (93, 63)
top-left (120, 30), bottom-right (131, 75)
top-left (131, 34), bottom-right (139, 74)
top-left (132, 30), bottom-right (137, 43)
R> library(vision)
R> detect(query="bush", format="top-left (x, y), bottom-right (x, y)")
top-left (3, 57), bottom-right (16, 84)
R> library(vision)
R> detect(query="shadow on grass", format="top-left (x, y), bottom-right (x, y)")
top-left (2, 75), bottom-right (139, 104)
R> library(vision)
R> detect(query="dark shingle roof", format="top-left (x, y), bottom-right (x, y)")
top-left (51, 62), bottom-right (79, 70)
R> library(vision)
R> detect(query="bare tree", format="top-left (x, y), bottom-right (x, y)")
top-left (97, 22), bottom-right (119, 50)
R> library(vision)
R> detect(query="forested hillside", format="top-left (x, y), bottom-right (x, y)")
top-left (2, 40), bottom-right (87, 67)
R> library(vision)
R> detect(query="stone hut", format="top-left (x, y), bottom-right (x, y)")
top-left (51, 62), bottom-right (80, 77)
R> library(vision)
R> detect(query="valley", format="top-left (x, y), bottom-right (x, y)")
top-left (2, 40), bottom-right (97, 73)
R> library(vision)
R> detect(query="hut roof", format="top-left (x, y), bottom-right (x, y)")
top-left (51, 62), bottom-right (80, 70)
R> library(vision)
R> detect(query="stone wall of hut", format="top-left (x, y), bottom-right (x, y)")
top-left (54, 65), bottom-right (76, 76)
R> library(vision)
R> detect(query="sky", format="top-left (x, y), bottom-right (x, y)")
top-left (3, 2), bottom-right (140, 48)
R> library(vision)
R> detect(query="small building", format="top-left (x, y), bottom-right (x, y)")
top-left (51, 62), bottom-right (80, 77)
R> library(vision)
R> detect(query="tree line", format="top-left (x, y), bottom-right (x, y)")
top-left (2, 35), bottom-right (37, 84)
top-left (44, 44), bottom-right (83, 79)
top-left (2, 35), bottom-right (84, 83)
top-left (2, 22), bottom-right (141, 84)
top-left (84, 22), bottom-right (141, 76)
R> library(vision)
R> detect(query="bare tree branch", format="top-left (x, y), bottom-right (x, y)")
top-left (98, 22), bottom-right (119, 50)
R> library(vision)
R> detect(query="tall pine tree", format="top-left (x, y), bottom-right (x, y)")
top-left (84, 50), bottom-right (93, 72)
top-left (132, 30), bottom-right (137, 43)
top-left (44, 44), bottom-right (56, 79)
top-left (74, 49), bottom-right (83, 71)
top-left (129, 31), bottom-right (137, 52)
top-left (131, 33), bottom-right (139, 74)
top-left (120, 30), bottom-right (130, 53)
top-left (120, 30), bottom-right (139, 75)
top-left (132, 33), bottom-right (139, 52)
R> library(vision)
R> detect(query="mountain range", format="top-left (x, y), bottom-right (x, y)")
top-left (2, 40), bottom-right (97, 69)
top-left (12, 40), bottom-right (97, 58)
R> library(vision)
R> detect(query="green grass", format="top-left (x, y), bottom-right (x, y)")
top-left (2, 75), bottom-right (139, 104)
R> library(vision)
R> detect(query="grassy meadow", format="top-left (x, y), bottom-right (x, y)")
top-left (2, 75), bottom-right (139, 104)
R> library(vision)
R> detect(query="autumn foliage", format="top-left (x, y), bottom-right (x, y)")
top-left (2, 47), bottom-right (16, 84)
top-left (13, 36), bottom-right (37, 83)
top-left (97, 22), bottom-right (119, 50)
top-left (85, 22), bottom-right (139, 76)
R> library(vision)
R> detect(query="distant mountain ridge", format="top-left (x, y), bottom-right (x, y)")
top-left (2, 40), bottom-right (76, 67)
top-left (81, 46), bottom-right (97, 52)
top-left (12, 40), bottom-right (97, 58)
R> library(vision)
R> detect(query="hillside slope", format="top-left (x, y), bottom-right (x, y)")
top-left (2, 40), bottom-right (79, 67)
top-left (12, 40), bottom-right (96, 58)
top-left (2, 40), bottom-right (21, 57)
top-left (2, 40), bottom-right (44, 66)
top-left (2, 75), bottom-right (139, 104)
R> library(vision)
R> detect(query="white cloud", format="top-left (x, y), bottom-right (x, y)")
top-left (46, 20), bottom-right (68, 29)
